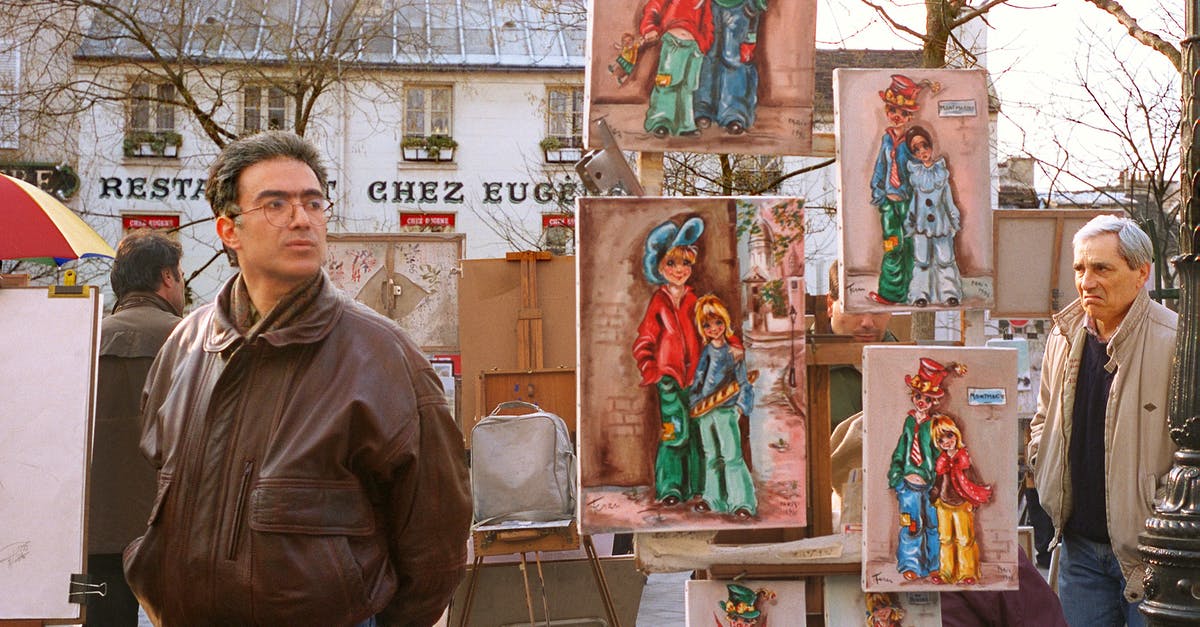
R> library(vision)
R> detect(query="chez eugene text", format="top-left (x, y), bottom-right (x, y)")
top-left (98, 176), bottom-right (579, 206)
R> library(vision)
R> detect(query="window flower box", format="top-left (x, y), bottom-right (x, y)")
top-left (539, 137), bottom-right (584, 164)
top-left (402, 135), bottom-right (458, 162)
top-left (123, 130), bottom-right (182, 158)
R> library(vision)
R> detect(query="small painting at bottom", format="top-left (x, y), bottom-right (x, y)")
top-left (824, 575), bottom-right (942, 627)
top-left (685, 579), bottom-right (804, 626)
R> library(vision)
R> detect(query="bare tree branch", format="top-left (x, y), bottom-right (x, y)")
top-left (1079, 0), bottom-right (1181, 71)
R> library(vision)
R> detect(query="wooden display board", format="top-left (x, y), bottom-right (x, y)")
top-left (0, 286), bottom-right (101, 622)
top-left (476, 368), bottom-right (576, 438)
top-left (993, 209), bottom-right (1122, 318)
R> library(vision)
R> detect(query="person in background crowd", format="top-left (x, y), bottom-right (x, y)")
top-left (1028, 215), bottom-right (1178, 627)
top-left (87, 230), bottom-right (184, 626)
top-left (826, 260), bottom-right (894, 428)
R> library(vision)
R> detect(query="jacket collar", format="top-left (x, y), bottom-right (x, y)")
top-left (1052, 289), bottom-right (1152, 359)
top-left (204, 271), bottom-right (345, 353)
top-left (113, 291), bottom-right (180, 317)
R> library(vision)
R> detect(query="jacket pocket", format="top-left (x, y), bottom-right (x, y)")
top-left (248, 481), bottom-right (376, 535)
top-left (247, 482), bottom-right (384, 620)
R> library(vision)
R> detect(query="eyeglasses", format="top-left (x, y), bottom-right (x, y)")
top-left (234, 197), bottom-right (334, 227)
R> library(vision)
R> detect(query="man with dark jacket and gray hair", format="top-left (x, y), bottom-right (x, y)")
top-left (1028, 214), bottom-right (1178, 627)
top-left (123, 131), bottom-right (471, 626)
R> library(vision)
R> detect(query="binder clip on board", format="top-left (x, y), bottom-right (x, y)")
top-left (69, 573), bottom-right (106, 605)
top-left (49, 268), bottom-right (90, 298)
top-left (575, 118), bottom-right (644, 197)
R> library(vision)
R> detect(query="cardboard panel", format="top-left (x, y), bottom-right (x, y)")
top-left (992, 209), bottom-right (1122, 318)
top-left (459, 256), bottom-right (577, 432)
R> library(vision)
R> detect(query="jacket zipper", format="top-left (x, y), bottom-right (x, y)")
top-left (227, 459), bottom-right (254, 560)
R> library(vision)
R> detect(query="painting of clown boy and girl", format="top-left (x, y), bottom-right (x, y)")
top-left (834, 68), bottom-right (995, 315)
top-left (577, 197), bottom-right (807, 534)
top-left (862, 346), bottom-right (1018, 592)
top-left (585, 0), bottom-right (817, 156)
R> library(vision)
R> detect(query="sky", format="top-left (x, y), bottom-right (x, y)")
top-left (814, 0), bottom-right (1183, 191)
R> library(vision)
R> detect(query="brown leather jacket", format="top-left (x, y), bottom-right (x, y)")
top-left (124, 274), bottom-right (471, 626)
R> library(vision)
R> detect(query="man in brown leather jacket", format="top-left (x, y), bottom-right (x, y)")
top-left (88, 230), bottom-right (184, 626)
top-left (123, 131), bottom-right (471, 626)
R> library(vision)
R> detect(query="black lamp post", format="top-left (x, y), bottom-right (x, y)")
top-left (1137, 4), bottom-right (1200, 624)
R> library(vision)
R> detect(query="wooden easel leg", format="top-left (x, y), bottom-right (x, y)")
top-left (533, 552), bottom-right (551, 626)
top-left (583, 535), bottom-right (621, 627)
top-left (519, 552), bottom-right (537, 627)
top-left (457, 554), bottom-right (485, 627)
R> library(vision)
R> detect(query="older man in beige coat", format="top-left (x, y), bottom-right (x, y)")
top-left (1028, 215), bottom-right (1178, 627)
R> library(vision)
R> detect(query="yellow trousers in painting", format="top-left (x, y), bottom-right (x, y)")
top-left (936, 500), bottom-right (980, 583)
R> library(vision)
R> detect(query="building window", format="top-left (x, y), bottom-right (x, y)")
top-left (403, 85), bottom-right (452, 140)
top-left (0, 40), bottom-right (20, 150)
top-left (243, 85), bottom-right (288, 134)
top-left (126, 80), bottom-right (180, 158)
top-left (545, 86), bottom-right (583, 148)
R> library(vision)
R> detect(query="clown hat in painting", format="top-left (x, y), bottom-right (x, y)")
top-left (642, 216), bottom-right (704, 285)
top-left (864, 592), bottom-right (906, 625)
top-left (719, 583), bottom-right (778, 626)
top-left (904, 357), bottom-right (966, 398)
top-left (878, 74), bottom-right (939, 112)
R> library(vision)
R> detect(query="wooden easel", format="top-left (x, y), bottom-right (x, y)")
top-left (457, 250), bottom-right (620, 627)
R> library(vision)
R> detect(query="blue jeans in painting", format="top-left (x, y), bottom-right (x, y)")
top-left (895, 478), bottom-right (939, 578)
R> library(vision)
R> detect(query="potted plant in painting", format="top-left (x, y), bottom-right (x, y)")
top-left (759, 278), bottom-right (792, 333)
top-left (540, 136), bottom-right (583, 164)
top-left (402, 135), bottom-right (458, 162)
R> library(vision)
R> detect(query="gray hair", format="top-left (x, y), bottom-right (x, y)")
top-left (1073, 214), bottom-right (1153, 269)
top-left (205, 130), bottom-right (328, 219)
top-left (111, 230), bottom-right (183, 299)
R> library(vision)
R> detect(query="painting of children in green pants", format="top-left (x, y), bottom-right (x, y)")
top-left (632, 217), bottom-right (709, 505)
top-left (638, 0), bottom-right (714, 137)
top-left (689, 294), bottom-right (757, 519)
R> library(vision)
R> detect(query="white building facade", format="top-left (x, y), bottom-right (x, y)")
top-left (68, 0), bottom-right (587, 305)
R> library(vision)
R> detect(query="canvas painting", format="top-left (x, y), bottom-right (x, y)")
top-left (824, 575), bottom-right (942, 627)
top-left (326, 234), bottom-right (463, 352)
top-left (584, 0), bottom-right (816, 156)
top-left (578, 196), bottom-right (807, 534)
top-left (834, 68), bottom-right (993, 314)
top-left (862, 346), bottom-right (1018, 592)
top-left (685, 579), bottom-right (804, 626)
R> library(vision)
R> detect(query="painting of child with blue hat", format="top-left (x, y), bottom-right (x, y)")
top-left (634, 216), bottom-right (744, 507)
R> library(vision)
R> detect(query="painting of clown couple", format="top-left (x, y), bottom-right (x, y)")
top-left (862, 346), bottom-right (1019, 592)
top-left (585, 0), bottom-right (817, 155)
top-left (577, 196), bottom-right (807, 534)
top-left (834, 68), bottom-right (994, 314)
top-left (685, 579), bottom-right (804, 626)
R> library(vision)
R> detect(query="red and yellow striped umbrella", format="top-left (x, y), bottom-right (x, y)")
top-left (0, 173), bottom-right (115, 265)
